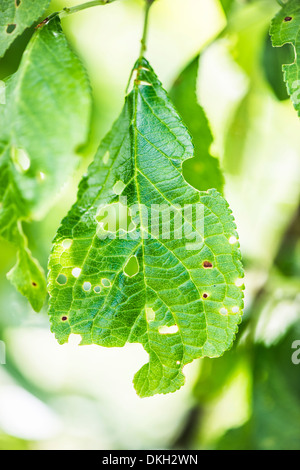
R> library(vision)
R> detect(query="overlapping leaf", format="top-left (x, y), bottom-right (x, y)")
top-left (0, 0), bottom-right (51, 57)
top-left (0, 18), bottom-right (92, 310)
top-left (48, 59), bottom-right (244, 397)
top-left (263, 33), bottom-right (292, 101)
top-left (270, 0), bottom-right (300, 116)
top-left (170, 56), bottom-right (224, 193)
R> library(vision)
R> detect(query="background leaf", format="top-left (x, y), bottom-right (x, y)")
top-left (0, 17), bottom-right (92, 310)
top-left (0, 0), bottom-right (51, 58)
top-left (219, 0), bottom-right (235, 18)
top-left (170, 56), bottom-right (224, 193)
top-left (270, 0), bottom-right (300, 116)
top-left (262, 33), bottom-right (293, 101)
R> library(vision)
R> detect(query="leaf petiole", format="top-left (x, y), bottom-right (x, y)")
top-left (139, 0), bottom-right (156, 60)
top-left (36, 0), bottom-right (119, 28)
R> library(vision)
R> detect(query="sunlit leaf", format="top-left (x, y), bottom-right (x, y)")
top-left (270, 0), bottom-right (300, 116)
top-left (0, 0), bottom-right (51, 57)
top-left (48, 58), bottom-right (244, 398)
top-left (0, 17), bottom-right (92, 310)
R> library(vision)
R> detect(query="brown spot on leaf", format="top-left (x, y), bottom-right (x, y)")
top-left (61, 316), bottom-right (68, 322)
top-left (203, 260), bottom-right (213, 268)
top-left (31, 281), bottom-right (37, 287)
top-left (202, 293), bottom-right (208, 299)
top-left (284, 16), bottom-right (293, 22)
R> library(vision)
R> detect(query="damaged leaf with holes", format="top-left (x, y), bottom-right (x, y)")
top-left (0, 17), bottom-right (92, 310)
top-left (48, 58), bottom-right (244, 398)
top-left (270, 0), bottom-right (300, 116)
top-left (0, 0), bottom-right (51, 57)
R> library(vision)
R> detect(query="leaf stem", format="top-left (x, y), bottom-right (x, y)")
top-left (61, 0), bottom-right (118, 17)
top-left (36, 0), bottom-right (119, 27)
top-left (139, 0), bottom-right (155, 60)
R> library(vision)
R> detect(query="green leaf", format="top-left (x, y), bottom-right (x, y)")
top-left (270, 0), bottom-right (300, 116)
top-left (7, 242), bottom-right (47, 313)
top-left (170, 56), bottom-right (224, 193)
top-left (263, 33), bottom-right (293, 101)
top-left (219, 0), bottom-right (235, 18)
top-left (48, 58), bottom-right (244, 398)
top-left (217, 331), bottom-right (300, 450)
top-left (0, 141), bottom-right (46, 311)
top-left (0, 18), bottom-right (92, 310)
top-left (0, 0), bottom-right (51, 57)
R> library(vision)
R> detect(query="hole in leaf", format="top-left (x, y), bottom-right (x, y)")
top-left (220, 307), bottom-right (228, 316)
top-left (6, 24), bottom-right (16, 34)
top-left (94, 285), bottom-right (101, 294)
top-left (235, 278), bottom-right (244, 287)
top-left (124, 256), bottom-right (139, 278)
top-left (113, 180), bottom-right (126, 196)
top-left (15, 0), bottom-right (21, 6)
top-left (158, 325), bottom-right (179, 335)
top-left (72, 267), bottom-right (81, 278)
top-left (83, 281), bottom-right (91, 292)
top-left (57, 274), bottom-right (67, 285)
top-left (101, 278), bottom-right (111, 288)
top-left (203, 260), bottom-right (213, 269)
top-left (137, 80), bottom-right (152, 87)
top-left (62, 239), bottom-right (72, 249)
top-left (145, 307), bottom-right (155, 323)
top-left (232, 306), bottom-right (239, 314)
top-left (61, 316), bottom-right (68, 322)
top-left (229, 236), bottom-right (237, 245)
